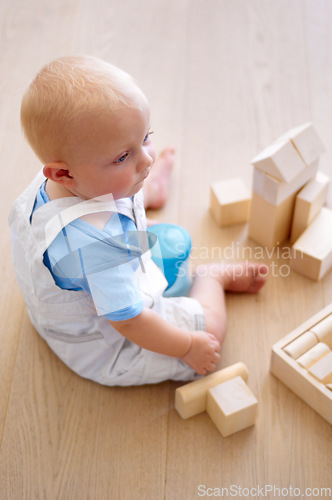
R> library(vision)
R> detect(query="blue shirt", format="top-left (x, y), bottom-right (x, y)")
top-left (32, 183), bottom-right (144, 321)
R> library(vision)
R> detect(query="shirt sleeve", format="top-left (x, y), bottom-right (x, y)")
top-left (86, 258), bottom-right (144, 320)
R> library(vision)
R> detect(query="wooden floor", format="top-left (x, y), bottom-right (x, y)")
top-left (1, 0), bottom-right (332, 498)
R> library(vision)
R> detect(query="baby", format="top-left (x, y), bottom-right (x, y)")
top-left (9, 56), bottom-right (268, 386)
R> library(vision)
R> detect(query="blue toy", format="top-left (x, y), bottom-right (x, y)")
top-left (147, 223), bottom-right (192, 297)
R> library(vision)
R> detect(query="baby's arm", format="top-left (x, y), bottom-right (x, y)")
top-left (108, 308), bottom-right (220, 375)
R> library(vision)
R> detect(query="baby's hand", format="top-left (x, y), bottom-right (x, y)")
top-left (181, 331), bottom-right (220, 375)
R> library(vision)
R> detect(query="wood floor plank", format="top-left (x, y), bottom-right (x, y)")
top-left (0, 0), bottom-right (331, 498)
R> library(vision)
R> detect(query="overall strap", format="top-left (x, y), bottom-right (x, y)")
top-left (30, 187), bottom-right (140, 255)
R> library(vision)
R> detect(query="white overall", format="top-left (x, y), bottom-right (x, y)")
top-left (9, 171), bottom-right (199, 386)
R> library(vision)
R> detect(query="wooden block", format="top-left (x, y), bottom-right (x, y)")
top-left (290, 207), bottom-right (332, 280)
top-left (270, 303), bottom-right (332, 424)
top-left (252, 161), bottom-right (319, 206)
top-left (308, 352), bottom-right (332, 384)
top-left (276, 122), bottom-right (326, 166)
top-left (206, 376), bottom-right (258, 437)
top-left (210, 178), bottom-right (250, 226)
top-left (310, 314), bottom-right (332, 347)
top-left (175, 362), bottom-right (248, 419)
top-left (283, 331), bottom-right (318, 359)
top-left (251, 138), bottom-right (306, 183)
top-left (252, 168), bottom-right (265, 197)
top-left (248, 191), bottom-right (296, 247)
top-left (297, 342), bottom-right (331, 369)
top-left (290, 172), bottom-right (330, 243)
top-left (327, 384), bottom-right (332, 391)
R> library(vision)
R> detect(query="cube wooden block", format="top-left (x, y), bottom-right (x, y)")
top-left (210, 178), bottom-right (250, 226)
top-left (308, 352), bottom-right (332, 384)
top-left (290, 172), bottom-right (330, 243)
top-left (297, 342), bottom-right (331, 369)
top-left (206, 376), bottom-right (258, 437)
top-left (276, 122), bottom-right (326, 166)
top-left (251, 138), bottom-right (306, 183)
top-left (175, 362), bottom-right (248, 419)
top-left (252, 161), bottom-right (319, 206)
top-left (310, 314), bottom-right (332, 346)
top-left (248, 191), bottom-right (296, 247)
top-left (270, 303), bottom-right (332, 424)
top-left (290, 207), bottom-right (332, 280)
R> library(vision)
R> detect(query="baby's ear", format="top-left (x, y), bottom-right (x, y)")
top-left (43, 162), bottom-right (74, 186)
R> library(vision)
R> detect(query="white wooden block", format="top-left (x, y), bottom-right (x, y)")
top-left (252, 168), bottom-right (265, 196)
top-left (296, 171), bottom-right (330, 204)
top-left (206, 376), bottom-right (258, 437)
top-left (290, 207), bottom-right (332, 280)
top-left (310, 314), bottom-right (332, 347)
top-left (251, 139), bottom-right (306, 183)
top-left (248, 191), bottom-right (296, 247)
top-left (210, 178), bottom-right (250, 226)
top-left (175, 362), bottom-right (249, 420)
top-left (283, 331), bottom-right (318, 359)
top-left (252, 161), bottom-right (319, 206)
top-left (308, 352), bottom-right (332, 384)
top-left (276, 122), bottom-right (326, 166)
top-left (297, 342), bottom-right (331, 369)
top-left (270, 303), bottom-right (332, 424)
top-left (290, 172), bottom-right (330, 243)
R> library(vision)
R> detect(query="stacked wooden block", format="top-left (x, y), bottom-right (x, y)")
top-left (248, 122), bottom-right (331, 280)
top-left (209, 123), bottom-right (331, 280)
top-left (271, 303), bottom-right (332, 424)
top-left (175, 362), bottom-right (258, 437)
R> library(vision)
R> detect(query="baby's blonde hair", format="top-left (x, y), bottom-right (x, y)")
top-left (21, 55), bottom-right (146, 164)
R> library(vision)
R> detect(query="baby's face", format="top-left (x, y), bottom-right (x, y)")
top-left (66, 100), bottom-right (155, 200)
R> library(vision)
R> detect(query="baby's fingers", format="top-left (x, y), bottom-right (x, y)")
top-left (207, 351), bottom-right (220, 372)
top-left (208, 334), bottom-right (220, 352)
top-left (213, 352), bottom-right (220, 363)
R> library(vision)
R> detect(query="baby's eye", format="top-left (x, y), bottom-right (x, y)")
top-left (114, 153), bottom-right (129, 164)
top-left (143, 130), bottom-right (154, 143)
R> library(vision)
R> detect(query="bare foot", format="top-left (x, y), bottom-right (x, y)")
top-left (195, 261), bottom-right (268, 294)
top-left (143, 147), bottom-right (174, 210)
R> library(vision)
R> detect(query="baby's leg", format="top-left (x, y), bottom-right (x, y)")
top-left (190, 261), bottom-right (268, 344)
top-left (143, 147), bottom-right (174, 209)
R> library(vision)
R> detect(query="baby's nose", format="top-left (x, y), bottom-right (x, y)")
top-left (138, 149), bottom-right (153, 171)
